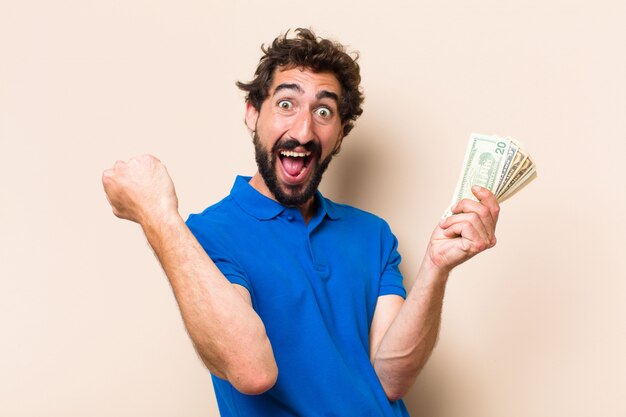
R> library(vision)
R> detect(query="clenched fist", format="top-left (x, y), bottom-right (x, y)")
top-left (426, 185), bottom-right (500, 274)
top-left (102, 154), bottom-right (179, 225)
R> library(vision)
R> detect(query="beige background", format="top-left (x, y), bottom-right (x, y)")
top-left (2, 0), bottom-right (625, 416)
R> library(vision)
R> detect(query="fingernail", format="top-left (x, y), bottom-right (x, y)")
top-left (472, 185), bottom-right (483, 193)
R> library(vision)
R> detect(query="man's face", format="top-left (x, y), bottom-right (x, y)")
top-left (246, 67), bottom-right (345, 207)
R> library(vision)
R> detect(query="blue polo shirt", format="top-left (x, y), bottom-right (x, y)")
top-left (186, 176), bottom-right (410, 417)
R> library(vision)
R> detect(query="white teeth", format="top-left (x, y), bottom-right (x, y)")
top-left (280, 150), bottom-right (311, 158)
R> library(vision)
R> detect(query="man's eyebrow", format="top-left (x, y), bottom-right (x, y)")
top-left (272, 84), bottom-right (340, 103)
top-left (316, 90), bottom-right (340, 103)
top-left (273, 83), bottom-right (303, 95)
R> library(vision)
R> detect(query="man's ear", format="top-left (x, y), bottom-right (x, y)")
top-left (245, 102), bottom-right (259, 132)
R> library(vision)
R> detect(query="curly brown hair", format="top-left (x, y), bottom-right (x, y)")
top-left (237, 28), bottom-right (364, 137)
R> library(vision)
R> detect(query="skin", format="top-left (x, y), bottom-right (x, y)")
top-left (245, 68), bottom-right (345, 223)
top-left (370, 187), bottom-right (499, 401)
top-left (102, 67), bottom-right (500, 401)
top-left (102, 155), bottom-right (278, 395)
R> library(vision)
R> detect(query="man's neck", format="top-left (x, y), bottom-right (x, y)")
top-left (297, 198), bottom-right (316, 225)
top-left (249, 172), bottom-right (316, 225)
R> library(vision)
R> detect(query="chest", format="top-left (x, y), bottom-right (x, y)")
top-left (233, 216), bottom-right (383, 343)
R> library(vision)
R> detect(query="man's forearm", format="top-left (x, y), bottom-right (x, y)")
top-left (141, 212), bottom-right (277, 395)
top-left (372, 259), bottom-right (448, 401)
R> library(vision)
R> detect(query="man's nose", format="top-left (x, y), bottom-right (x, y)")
top-left (288, 110), bottom-right (315, 144)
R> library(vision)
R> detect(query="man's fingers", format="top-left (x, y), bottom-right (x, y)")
top-left (440, 221), bottom-right (491, 253)
top-left (448, 186), bottom-right (499, 245)
top-left (450, 199), bottom-right (494, 241)
top-left (431, 186), bottom-right (500, 271)
top-left (114, 160), bottom-right (126, 170)
top-left (440, 212), bottom-right (490, 244)
top-left (440, 222), bottom-right (464, 239)
top-left (470, 185), bottom-right (500, 223)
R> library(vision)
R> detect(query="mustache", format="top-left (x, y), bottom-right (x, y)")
top-left (272, 138), bottom-right (321, 154)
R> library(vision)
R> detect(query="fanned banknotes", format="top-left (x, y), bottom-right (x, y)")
top-left (444, 133), bottom-right (537, 217)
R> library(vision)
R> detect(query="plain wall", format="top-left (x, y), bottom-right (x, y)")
top-left (2, 0), bottom-right (625, 416)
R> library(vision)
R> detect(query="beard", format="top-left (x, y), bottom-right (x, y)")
top-left (253, 133), bottom-right (334, 207)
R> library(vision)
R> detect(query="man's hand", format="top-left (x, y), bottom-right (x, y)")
top-left (102, 154), bottom-right (178, 225)
top-left (371, 186), bottom-right (500, 400)
top-left (427, 185), bottom-right (500, 274)
top-left (102, 155), bottom-right (278, 393)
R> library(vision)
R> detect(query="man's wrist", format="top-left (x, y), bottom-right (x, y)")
top-left (419, 254), bottom-right (451, 286)
top-left (140, 208), bottom-right (184, 234)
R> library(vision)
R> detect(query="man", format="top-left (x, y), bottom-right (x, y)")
top-left (102, 28), bottom-right (499, 416)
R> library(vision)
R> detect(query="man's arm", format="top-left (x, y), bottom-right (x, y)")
top-left (370, 186), bottom-right (500, 401)
top-left (102, 155), bottom-right (277, 395)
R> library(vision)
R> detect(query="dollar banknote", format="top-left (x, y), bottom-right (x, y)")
top-left (443, 133), bottom-right (536, 217)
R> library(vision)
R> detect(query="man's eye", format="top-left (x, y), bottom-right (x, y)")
top-left (316, 107), bottom-right (332, 118)
top-left (278, 100), bottom-right (292, 110)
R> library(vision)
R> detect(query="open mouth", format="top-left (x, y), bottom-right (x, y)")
top-left (277, 149), bottom-right (315, 183)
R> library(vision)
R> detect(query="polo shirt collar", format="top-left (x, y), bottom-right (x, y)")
top-left (230, 176), bottom-right (340, 221)
top-left (316, 190), bottom-right (340, 220)
top-left (231, 176), bottom-right (285, 220)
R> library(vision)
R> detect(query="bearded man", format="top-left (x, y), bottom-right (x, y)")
top-left (102, 28), bottom-right (500, 417)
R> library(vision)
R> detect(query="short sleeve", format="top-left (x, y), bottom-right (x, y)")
top-left (186, 213), bottom-right (252, 294)
top-left (378, 221), bottom-right (407, 299)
